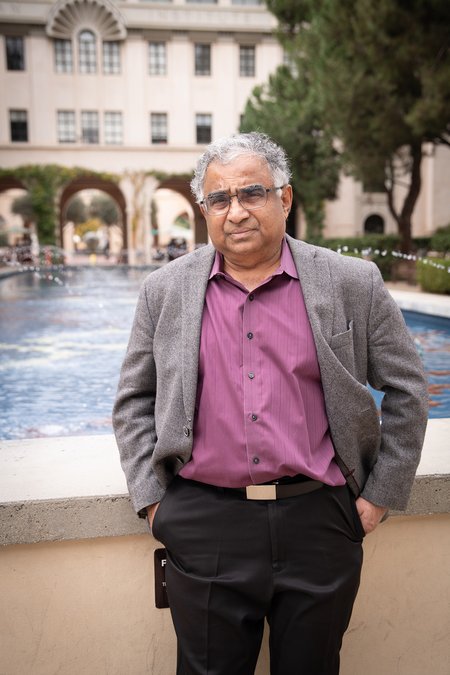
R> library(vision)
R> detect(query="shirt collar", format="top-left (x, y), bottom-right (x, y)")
top-left (209, 237), bottom-right (298, 280)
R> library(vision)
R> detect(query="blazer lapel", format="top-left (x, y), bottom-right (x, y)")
top-left (286, 236), bottom-right (334, 346)
top-left (181, 246), bottom-right (215, 422)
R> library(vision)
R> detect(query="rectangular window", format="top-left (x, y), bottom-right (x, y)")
top-left (150, 113), bottom-right (168, 144)
top-left (149, 42), bottom-right (166, 75)
top-left (10, 110), bottom-right (28, 142)
top-left (104, 111), bottom-right (123, 144)
top-left (187, 0), bottom-right (217, 3)
top-left (239, 45), bottom-right (255, 77)
top-left (57, 110), bottom-right (76, 143)
top-left (232, 0), bottom-right (262, 5)
top-left (79, 30), bottom-right (97, 74)
top-left (81, 111), bottom-right (99, 143)
top-left (5, 36), bottom-right (25, 71)
top-left (196, 113), bottom-right (212, 144)
top-left (195, 44), bottom-right (211, 76)
top-left (103, 41), bottom-right (120, 74)
top-left (54, 39), bottom-right (73, 73)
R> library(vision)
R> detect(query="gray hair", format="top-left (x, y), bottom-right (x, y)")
top-left (190, 132), bottom-right (292, 202)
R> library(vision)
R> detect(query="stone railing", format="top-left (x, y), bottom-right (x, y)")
top-left (0, 421), bottom-right (449, 675)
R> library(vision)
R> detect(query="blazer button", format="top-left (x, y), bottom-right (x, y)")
top-left (183, 426), bottom-right (190, 437)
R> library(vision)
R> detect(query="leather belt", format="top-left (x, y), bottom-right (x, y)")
top-left (181, 476), bottom-right (324, 501)
top-left (244, 480), bottom-right (323, 500)
top-left (219, 480), bottom-right (323, 501)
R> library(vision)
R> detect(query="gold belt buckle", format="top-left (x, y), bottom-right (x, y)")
top-left (245, 485), bottom-right (277, 500)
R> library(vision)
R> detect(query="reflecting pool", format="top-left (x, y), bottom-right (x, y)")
top-left (0, 267), bottom-right (153, 440)
top-left (0, 267), bottom-right (449, 441)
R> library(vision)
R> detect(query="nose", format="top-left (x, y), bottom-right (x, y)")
top-left (227, 193), bottom-right (249, 222)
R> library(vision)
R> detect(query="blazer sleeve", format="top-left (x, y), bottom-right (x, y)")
top-left (361, 264), bottom-right (429, 509)
top-left (112, 283), bottom-right (166, 514)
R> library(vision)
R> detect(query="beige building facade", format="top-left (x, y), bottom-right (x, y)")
top-left (0, 0), bottom-right (448, 259)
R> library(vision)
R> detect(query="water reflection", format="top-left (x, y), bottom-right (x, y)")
top-left (0, 270), bottom-right (449, 440)
top-left (0, 267), bottom-right (154, 440)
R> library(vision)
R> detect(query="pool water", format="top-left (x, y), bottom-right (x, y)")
top-left (370, 310), bottom-right (450, 415)
top-left (0, 267), bottom-right (152, 441)
top-left (0, 268), bottom-right (449, 441)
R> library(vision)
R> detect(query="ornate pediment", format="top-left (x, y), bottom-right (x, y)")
top-left (46, 0), bottom-right (127, 41)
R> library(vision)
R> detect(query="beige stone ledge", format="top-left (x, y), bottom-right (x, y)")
top-left (0, 418), bottom-right (449, 546)
top-left (388, 286), bottom-right (450, 318)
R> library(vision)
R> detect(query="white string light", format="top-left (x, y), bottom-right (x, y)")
top-left (336, 246), bottom-right (450, 272)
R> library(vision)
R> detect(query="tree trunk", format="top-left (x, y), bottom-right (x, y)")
top-left (386, 143), bottom-right (422, 254)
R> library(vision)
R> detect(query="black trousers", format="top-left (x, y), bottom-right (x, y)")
top-left (152, 476), bottom-right (364, 675)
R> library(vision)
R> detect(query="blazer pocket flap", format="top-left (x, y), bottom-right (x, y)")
top-left (330, 321), bottom-right (354, 350)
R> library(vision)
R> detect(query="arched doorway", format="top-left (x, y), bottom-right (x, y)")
top-left (59, 177), bottom-right (127, 257)
top-left (156, 177), bottom-right (206, 244)
top-left (0, 177), bottom-right (38, 261)
top-left (364, 214), bottom-right (385, 235)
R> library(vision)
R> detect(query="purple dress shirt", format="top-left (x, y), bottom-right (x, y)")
top-left (180, 238), bottom-right (345, 488)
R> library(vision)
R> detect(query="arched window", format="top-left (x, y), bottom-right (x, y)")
top-left (364, 214), bottom-right (385, 234)
top-left (78, 30), bottom-right (97, 73)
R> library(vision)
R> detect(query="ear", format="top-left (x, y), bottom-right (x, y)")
top-left (281, 184), bottom-right (293, 218)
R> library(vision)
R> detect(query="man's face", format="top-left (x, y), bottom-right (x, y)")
top-left (200, 155), bottom-right (292, 266)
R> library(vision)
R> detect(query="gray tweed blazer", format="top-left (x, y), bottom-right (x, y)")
top-left (113, 235), bottom-right (428, 513)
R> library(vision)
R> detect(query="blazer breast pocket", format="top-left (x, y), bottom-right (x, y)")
top-left (329, 321), bottom-right (355, 374)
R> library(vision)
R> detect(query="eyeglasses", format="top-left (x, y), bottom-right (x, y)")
top-left (200, 184), bottom-right (285, 215)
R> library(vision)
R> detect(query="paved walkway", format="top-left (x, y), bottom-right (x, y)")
top-left (386, 282), bottom-right (450, 318)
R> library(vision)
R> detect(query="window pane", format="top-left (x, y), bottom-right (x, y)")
top-left (103, 41), bottom-right (120, 74)
top-left (6, 36), bottom-right (25, 71)
top-left (54, 39), bottom-right (73, 73)
top-left (57, 111), bottom-right (76, 143)
top-left (10, 110), bottom-right (28, 142)
top-left (79, 30), bottom-right (97, 74)
top-left (150, 113), bottom-right (168, 144)
top-left (195, 44), bottom-right (211, 76)
top-left (81, 111), bottom-right (99, 143)
top-left (232, 0), bottom-right (262, 5)
top-left (105, 111), bottom-right (123, 144)
top-left (196, 113), bottom-right (212, 144)
top-left (149, 42), bottom-right (166, 76)
top-left (239, 45), bottom-right (255, 77)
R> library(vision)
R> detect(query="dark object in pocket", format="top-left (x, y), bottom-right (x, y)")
top-left (154, 547), bottom-right (170, 608)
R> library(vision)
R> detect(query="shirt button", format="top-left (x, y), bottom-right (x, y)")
top-left (183, 426), bottom-right (190, 437)
top-left (248, 294), bottom-right (255, 301)
top-left (251, 414), bottom-right (258, 421)
top-left (248, 372), bottom-right (255, 380)
top-left (247, 332), bottom-right (253, 339)
top-left (253, 457), bottom-right (260, 464)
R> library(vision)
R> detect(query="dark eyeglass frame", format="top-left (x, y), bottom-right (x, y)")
top-left (200, 184), bottom-right (286, 215)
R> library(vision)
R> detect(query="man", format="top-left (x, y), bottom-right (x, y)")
top-left (113, 132), bottom-right (428, 674)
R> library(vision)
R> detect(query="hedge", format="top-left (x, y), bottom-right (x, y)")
top-left (417, 258), bottom-right (450, 294)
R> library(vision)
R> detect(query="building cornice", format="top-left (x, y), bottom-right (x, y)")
top-left (0, 1), bottom-right (277, 36)
top-left (46, 0), bottom-right (127, 40)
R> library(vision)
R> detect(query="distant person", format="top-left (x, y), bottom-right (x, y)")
top-left (113, 132), bottom-right (428, 674)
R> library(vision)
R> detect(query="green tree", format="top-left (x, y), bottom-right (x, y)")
top-left (265, 0), bottom-right (450, 252)
top-left (11, 193), bottom-right (35, 227)
top-left (65, 196), bottom-right (87, 224)
top-left (89, 193), bottom-right (119, 225)
top-left (240, 64), bottom-right (341, 239)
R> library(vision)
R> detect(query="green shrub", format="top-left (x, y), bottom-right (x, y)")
top-left (417, 258), bottom-right (450, 294)
top-left (412, 236), bottom-right (432, 253)
top-left (317, 234), bottom-right (400, 280)
top-left (317, 234), bottom-right (400, 253)
top-left (429, 224), bottom-right (450, 254)
top-left (341, 251), bottom-right (363, 259)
